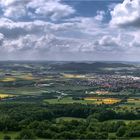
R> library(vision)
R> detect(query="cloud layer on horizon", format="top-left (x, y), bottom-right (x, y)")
top-left (0, 0), bottom-right (140, 61)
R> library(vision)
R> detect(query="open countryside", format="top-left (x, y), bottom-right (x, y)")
top-left (0, 61), bottom-right (139, 140)
top-left (0, 0), bottom-right (140, 139)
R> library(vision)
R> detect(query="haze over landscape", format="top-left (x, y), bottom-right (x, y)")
top-left (0, 0), bottom-right (140, 61)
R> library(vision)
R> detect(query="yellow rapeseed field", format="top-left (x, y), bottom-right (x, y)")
top-left (102, 98), bottom-right (121, 104)
top-left (84, 97), bottom-right (121, 105)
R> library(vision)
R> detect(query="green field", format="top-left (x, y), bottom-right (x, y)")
top-left (44, 97), bottom-right (96, 104)
top-left (0, 87), bottom-right (49, 96)
top-left (120, 99), bottom-right (140, 109)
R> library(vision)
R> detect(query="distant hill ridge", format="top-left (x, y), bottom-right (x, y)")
top-left (52, 62), bottom-right (134, 71)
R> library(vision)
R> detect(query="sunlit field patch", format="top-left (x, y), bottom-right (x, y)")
top-left (19, 74), bottom-right (35, 80)
top-left (84, 97), bottom-right (121, 104)
top-left (101, 98), bottom-right (121, 104)
top-left (1, 77), bottom-right (16, 82)
top-left (22, 76), bottom-right (34, 80)
top-left (127, 98), bottom-right (140, 101)
top-left (0, 93), bottom-right (14, 99)
top-left (84, 97), bottom-right (97, 101)
top-left (41, 78), bottom-right (53, 81)
top-left (62, 73), bottom-right (86, 79)
top-left (56, 117), bottom-right (86, 123)
top-left (95, 90), bottom-right (111, 95)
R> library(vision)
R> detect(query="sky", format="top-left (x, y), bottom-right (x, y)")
top-left (0, 0), bottom-right (140, 61)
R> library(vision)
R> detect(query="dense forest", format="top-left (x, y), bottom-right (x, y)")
top-left (0, 101), bottom-right (139, 140)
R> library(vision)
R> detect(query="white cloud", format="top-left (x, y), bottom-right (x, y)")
top-left (0, 0), bottom-right (75, 21)
top-left (0, 0), bottom-right (139, 61)
top-left (0, 0), bottom-right (27, 19)
top-left (94, 11), bottom-right (105, 21)
top-left (110, 0), bottom-right (140, 27)
top-left (0, 15), bottom-right (139, 60)
top-left (0, 33), bottom-right (4, 45)
top-left (95, 35), bottom-right (121, 52)
top-left (27, 0), bottom-right (75, 21)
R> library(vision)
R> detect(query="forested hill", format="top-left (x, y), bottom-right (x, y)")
top-left (52, 62), bottom-right (134, 72)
